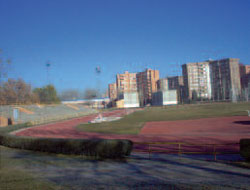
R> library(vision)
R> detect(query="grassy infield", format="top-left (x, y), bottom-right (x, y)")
top-left (77, 102), bottom-right (250, 134)
top-left (1, 102), bottom-right (250, 189)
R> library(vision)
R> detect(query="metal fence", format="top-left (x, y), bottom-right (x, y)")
top-left (28, 111), bottom-right (97, 126)
top-left (0, 104), bottom-right (98, 126)
top-left (134, 142), bottom-right (240, 161)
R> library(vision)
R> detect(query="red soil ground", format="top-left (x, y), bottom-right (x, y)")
top-left (13, 109), bottom-right (250, 153)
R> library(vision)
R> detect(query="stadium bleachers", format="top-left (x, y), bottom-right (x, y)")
top-left (0, 104), bottom-right (97, 126)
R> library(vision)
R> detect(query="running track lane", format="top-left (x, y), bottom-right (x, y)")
top-left (13, 110), bottom-right (250, 152)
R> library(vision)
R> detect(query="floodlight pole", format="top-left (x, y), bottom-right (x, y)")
top-left (46, 62), bottom-right (51, 85)
top-left (95, 66), bottom-right (102, 118)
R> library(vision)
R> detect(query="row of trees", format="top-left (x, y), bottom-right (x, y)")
top-left (0, 50), bottom-right (102, 105)
top-left (0, 78), bottom-right (60, 105)
top-left (0, 78), bottom-right (103, 105)
top-left (0, 79), bottom-right (36, 104)
top-left (34, 85), bottom-right (60, 104)
top-left (59, 88), bottom-right (101, 101)
top-left (0, 50), bottom-right (61, 105)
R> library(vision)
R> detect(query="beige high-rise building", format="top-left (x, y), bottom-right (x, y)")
top-left (109, 69), bottom-right (159, 106)
top-left (182, 62), bottom-right (211, 100)
top-left (108, 83), bottom-right (117, 100)
top-left (137, 69), bottom-right (159, 105)
top-left (116, 71), bottom-right (137, 99)
top-left (156, 78), bottom-right (169, 91)
top-left (209, 58), bottom-right (241, 102)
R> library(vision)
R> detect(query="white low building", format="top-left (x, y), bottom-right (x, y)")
top-left (152, 90), bottom-right (178, 106)
top-left (124, 92), bottom-right (140, 108)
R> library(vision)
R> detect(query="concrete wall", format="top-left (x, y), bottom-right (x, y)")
top-left (163, 90), bottom-right (178, 105)
top-left (116, 99), bottom-right (124, 108)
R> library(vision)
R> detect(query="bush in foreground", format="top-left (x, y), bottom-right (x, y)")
top-left (240, 139), bottom-right (250, 162)
top-left (0, 134), bottom-right (133, 158)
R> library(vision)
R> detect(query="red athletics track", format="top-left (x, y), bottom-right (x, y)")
top-left (140, 116), bottom-right (250, 152)
top-left (13, 109), bottom-right (250, 153)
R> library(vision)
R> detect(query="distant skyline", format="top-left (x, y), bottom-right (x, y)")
top-left (0, 0), bottom-right (249, 92)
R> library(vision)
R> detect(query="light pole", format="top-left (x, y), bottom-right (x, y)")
top-left (95, 66), bottom-right (102, 119)
top-left (46, 61), bottom-right (51, 85)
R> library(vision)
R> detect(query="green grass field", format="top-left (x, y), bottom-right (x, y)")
top-left (77, 102), bottom-right (250, 135)
top-left (0, 146), bottom-right (60, 190)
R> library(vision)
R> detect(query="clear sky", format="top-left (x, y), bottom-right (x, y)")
top-left (0, 0), bottom-right (250, 93)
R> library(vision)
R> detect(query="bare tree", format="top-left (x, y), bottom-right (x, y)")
top-left (59, 89), bottom-right (81, 101)
top-left (83, 88), bottom-right (99, 100)
top-left (82, 88), bottom-right (100, 108)
top-left (0, 49), bottom-right (11, 84)
top-left (0, 78), bottom-right (36, 105)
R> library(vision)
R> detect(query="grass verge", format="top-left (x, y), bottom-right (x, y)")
top-left (0, 122), bottom-right (32, 134)
top-left (0, 146), bottom-right (59, 190)
top-left (0, 168), bottom-right (58, 190)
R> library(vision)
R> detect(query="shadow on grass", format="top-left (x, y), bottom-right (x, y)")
top-left (2, 146), bottom-right (250, 189)
top-left (131, 153), bottom-right (250, 178)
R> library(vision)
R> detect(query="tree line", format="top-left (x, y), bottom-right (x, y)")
top-left (0, 78), bottom-right (60, 105)
top-left (0, 78), bottom-right (103, 105)
top-left (0, 50), bottom-right (104, 105)
top-left (59, 88), bottom-right (102, 101)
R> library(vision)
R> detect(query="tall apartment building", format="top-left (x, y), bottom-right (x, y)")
top-left (156, 78), bottom-right (169, 91)
top-left (116, 71), bottom-right (137, 99)
top-left (157, 76), bottom-right (183, 91)
top-left (167, 76), bottom-right (184, 103)
top-left (136, 69), bottom-right (159, 105)
top-left (209, 58), bottom-right (241, 102)
top-left (182, 62), bottom-right (211, 100)
top-left (108, 83), bottom-right (117, 100)
top-left (167, 76), bottom-right (184, 89)
top-left (239, 64), bottom-right (250, 89)
top-left (240, 64), bottom-right (250, 75)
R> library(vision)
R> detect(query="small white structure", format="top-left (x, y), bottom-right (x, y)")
top-left (88, 115), bottom-right (121, 123)
top-left (62, 100), bottom-right (87, 104)
top-left (124, 92), bottom-right (140, 108)
top-left (152, 90), bottom-right (178, 106)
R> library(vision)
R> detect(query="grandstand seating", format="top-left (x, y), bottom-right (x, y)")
top-left (0, 104), bottom-right (97, 126)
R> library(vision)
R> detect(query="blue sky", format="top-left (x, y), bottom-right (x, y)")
top-left (0, 0), bottom-right (249, 93)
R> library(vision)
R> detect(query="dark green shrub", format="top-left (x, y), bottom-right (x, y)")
top-left (0, 134), bottom-right (133, 158)
top-left (240, 139), bottom-right (250, 162)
